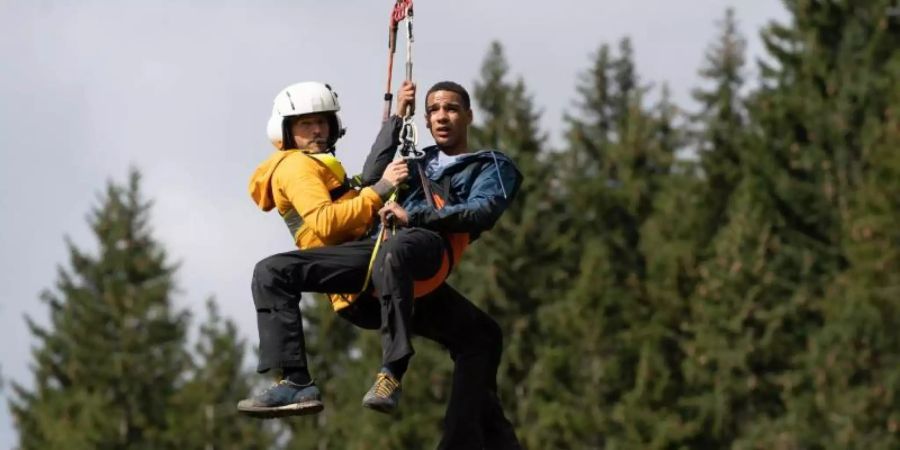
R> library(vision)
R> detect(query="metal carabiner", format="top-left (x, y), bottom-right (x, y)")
top-left (399, 116), bottom-right (424, 160)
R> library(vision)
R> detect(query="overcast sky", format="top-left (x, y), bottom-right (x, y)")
top-left (0, 0), bottom-right (788, 445)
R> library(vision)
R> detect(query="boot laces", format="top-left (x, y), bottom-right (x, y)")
top-left (373, 373), bottom-right (399, 398)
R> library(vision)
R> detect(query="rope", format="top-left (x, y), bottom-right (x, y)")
top-left (361, 191), bottom-right (397, 293)
top-left (361, 0), bottom-right (427, 296)
top-left (382, 0), bottom-right (414, 122)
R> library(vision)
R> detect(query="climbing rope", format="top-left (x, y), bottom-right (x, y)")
top-left (363, 0), bottom-right (417, 294)
top-left (390, 0), bottom-right (435, 206)
top-left (381, 0), bottom-right (414, 122)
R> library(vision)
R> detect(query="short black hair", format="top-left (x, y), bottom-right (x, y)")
top-left (426, 81), bottom-right (471, 110)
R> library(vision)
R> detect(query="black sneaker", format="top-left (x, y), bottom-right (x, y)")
top-left (361, 371), bottom-right (402, 414)
top-left (237, 379), bottom-right (323, 418)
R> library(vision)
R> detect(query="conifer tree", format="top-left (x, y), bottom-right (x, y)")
top-left (680, 4), bottom-right (834, 445)
top-left (165, 300), bottom-right (277, 450)
top-left (691, 7), bottom-right (749, 244)
top-left (10, 170), bottom-right (272, 449)
top-left (685, 2), bottom-right (899, 447)
top-left (796, 75), bottom-right (900, 449)
top-left (10, 171), bottom-right (190, 450)
top-left (732, 2), bottom-right (900, 447)
top-left (675, 9), bottom-right (762, 446)
top-left (525, 38), bottom-right (689, 448)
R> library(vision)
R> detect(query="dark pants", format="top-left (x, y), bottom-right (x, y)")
top-left (340, 284), bottom-right (522, 450)
top-left (251, 229), bottom-right (521, 449)
top-left (252, 240), bottom-right (373, 372)
top-left (252, 228), bottom-right (444, 372)
top-left (372, 227), bottom-right (444, 366)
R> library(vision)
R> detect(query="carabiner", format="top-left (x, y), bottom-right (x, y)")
top-left (399, 116), bottom-right (424, 160)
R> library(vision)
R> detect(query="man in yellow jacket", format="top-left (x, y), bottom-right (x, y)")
top-left (240, 81), bottom-right (409, 416)
top-left (248, 81), bottom-right (408, 259)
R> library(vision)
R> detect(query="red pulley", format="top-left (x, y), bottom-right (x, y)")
top-left (391, 0), bottom-right (413, 26)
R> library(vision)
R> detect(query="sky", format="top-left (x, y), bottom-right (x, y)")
top-left (0, 0), bottom-right (789, 446)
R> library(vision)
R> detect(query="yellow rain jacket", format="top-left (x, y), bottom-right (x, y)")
top-left (250, 150), bottom-right (384, 248)
top-left (249, 150), bottom-right (385, 310)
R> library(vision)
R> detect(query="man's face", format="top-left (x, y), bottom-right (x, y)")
top-left (290, 113), bottom-right (330, 152)
top-left (425, 90), bottom-right (472, 150)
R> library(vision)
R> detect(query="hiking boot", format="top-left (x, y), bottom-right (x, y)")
top-left (361, 371), bottom-right (402, 414)
top-left (237, 379), bottom-right (323, 418)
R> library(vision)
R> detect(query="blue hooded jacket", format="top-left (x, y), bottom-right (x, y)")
top-left (399, 145), bottom-right (523, 241)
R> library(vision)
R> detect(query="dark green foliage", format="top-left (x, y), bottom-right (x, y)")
top-left (540, 38), bottom-right (688, 449)
top-left (453, 2), bottom-right (899, 448)
top-left (165, 299), bottom-right (277, 450)
top-left (691, 7), bottom-right (749, 244)
top-left (451, 42), bottom-right (562, 447)
top-left (686, 2), bottom-right (900, 449)
top-left (13, 2), bottom-right (900, 447)
top-left (10, 170), bottom-right (273, 449)
top-left (733, 2), bottom-right (900, 448)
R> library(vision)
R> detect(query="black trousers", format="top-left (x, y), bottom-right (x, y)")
top-left (251, 229), bottom-right (521, 449)
top-left (340, 285), bottom-right (522, 450)
top-left (252, 228), bottom-right (443, 372)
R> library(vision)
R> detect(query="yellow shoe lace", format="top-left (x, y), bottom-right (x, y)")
top-left (373, 373), bottom-right (400, 399)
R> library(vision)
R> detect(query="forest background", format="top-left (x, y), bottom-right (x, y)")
top-left (3, 1), bottom-right (898, 448)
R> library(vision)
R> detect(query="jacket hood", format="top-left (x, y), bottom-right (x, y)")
top-left (249, 150), bottom-right (294, 212)
top-left (422, 146), bottom-right (521, 186)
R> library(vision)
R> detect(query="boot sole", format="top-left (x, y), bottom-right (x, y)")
top-left (238, 401), bottom-right (324, 419)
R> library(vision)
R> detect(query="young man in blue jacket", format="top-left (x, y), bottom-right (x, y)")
top-left (369, 80), bottom-right (520, 405)
top-left (244, 81), bottom-right (522, 449)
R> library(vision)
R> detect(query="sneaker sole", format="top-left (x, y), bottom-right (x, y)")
top-left (238, 401), bottom-right (324, 419)
top-left (362, 400), bottom-right (395, 415)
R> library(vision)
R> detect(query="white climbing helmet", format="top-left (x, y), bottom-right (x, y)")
top-left (266, 81), bottom-right (346, 151)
